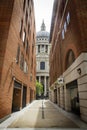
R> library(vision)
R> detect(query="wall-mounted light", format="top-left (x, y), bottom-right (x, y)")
top-left (57, 77), bottom-right (64, 84)
top-left (12, 76), bottom-right (15, 81)
top-left (77, 68), bottom-right (81, 75)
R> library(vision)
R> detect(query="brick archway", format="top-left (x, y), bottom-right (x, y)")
top-left (65, 49), bottom-right (75, 69)
top-left (63, 44), bottom-right (78, 72)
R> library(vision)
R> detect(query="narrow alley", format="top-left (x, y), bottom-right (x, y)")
top-left (0, 100), bottom-right (87, 128)
top-left (0, 0), bottom-right (87, 129)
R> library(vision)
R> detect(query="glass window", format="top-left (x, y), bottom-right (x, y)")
top-left (20, 20), bottom-right (23, 38)
top-left (20, 53), bottom-right (24, 70)
top-left (26, 10), bottom-right (28, 24)
top-left (38, 45), bottom-right (40, 53)
top-left (62, 29), bottom-right (65, 39)
top-left (23, 0), bottom-right (26, 11)
top-left (28, 23), bottom-right (30, 34)
top-left (64, 22), bottom-right (67, 32)
top-left (24, 60), bottom-right (28, 73)
top-left (45, 45), bottom-right (48, 53)
top-left (41, 45), bottom-right (44, 52)
top-left (66, 50), bottom-right (75, 69)
top-left (67, 12), bottom-right (70, 25)
top-left (22, 30), bottom-right (25, 42)
top-left (40, 62), bottom-right (45, 70)
top-left (16, 45), bottom-right (20, 64)
top-left (28, 0), bottom-right (29, 6)
top-left (26, 40), bottom-right (28, 54)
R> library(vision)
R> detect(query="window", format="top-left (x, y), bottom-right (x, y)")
top-left (64, 22), bottom-right (67, 32)
top-left (28, 0), bottom-right (29, 6)
top-left (24, 60), bottom-right (28, 73)
top-left (16, 45), bottom-right (20, 64)
top-left (14, 81), bottom-right (22, 89)
top-left (40, 62), bottom-right (45, 70)
top-left (38, 45), bottom-right (40, 53)
top-left (41, 45), bottom-right (44, 52)
top-left (22, 30), bottom-right (26, 42)
top-left (26, 40), bottom-right (28, 54)
top-left (20, 20), bottom-right (23, 38)
top-left (25, 10), bottom-right (28, 24)
top-left (32, 44), bottom-right (34, 54)
top-left (23, 0), bottom-right (26, 11)
top-left (66, 50), bottom-right (75, 69)
top-left (67, 12), bottom-right (70, 25)
top-left (22, 30), bottom-right (26, 47)
top-left (28, 23), bottom-right (30, 34)
top-left (20, 53), bottom-right (24, 70)
top-left (62, 29), bottom-right (65, 39)
top-left (31, 57), bottom-right (33, 68)
top-left (45, 45), bottom-right (48, 53)
top-left (30, 7), bottom-right (31, 17)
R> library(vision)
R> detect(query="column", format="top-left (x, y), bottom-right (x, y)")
top-left (39, 76), bottom-right (41, 83)
top-left (44, 45), bottom-right (45, 52)
top-left (44, 76), bottom-right (46, 96)
top-left (40, 45), bottom-right (41, 53)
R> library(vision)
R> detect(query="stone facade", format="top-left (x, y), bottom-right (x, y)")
top-left (49, 0), bottom-right (87, 123)
top-left (36, 21), bottom-right (51, 97)
top-left (0, 0), bottom-right (36, 120)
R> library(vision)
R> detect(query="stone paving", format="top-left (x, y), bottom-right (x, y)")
top-left (0, 99), bottom-right (87, 129)
top-left (8, 100), bottom-right (79, 128)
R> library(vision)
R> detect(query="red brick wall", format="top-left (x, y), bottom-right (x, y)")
top-left (0, 0), bottom-right (14, 84)
top-left (0, 0), bottom-right (14, 118)
top-left (0, 0), bottom-right (36, 119)
top-left (50, 0), bottom-right (87, 86)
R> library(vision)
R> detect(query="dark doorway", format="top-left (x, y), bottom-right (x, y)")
top-left (30, 89), bottom-right (33, 103)
top-left (66, 80), bottom-right (80, 115)
top-left (12, 81), bottom-right (22, 112)
top-left (58, 88), bottom-right (60, 106)
top-left (54, 88), bottom-right (57, 104)
top-left (22, 86), bottom-right (27, 108)
top-left (63, 86), bottom-right (65, 109)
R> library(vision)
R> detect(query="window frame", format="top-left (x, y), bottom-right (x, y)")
top-left (40, 62), bottom-right (45, 70)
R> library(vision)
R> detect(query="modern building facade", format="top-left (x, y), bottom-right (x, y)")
top-left (49, 0), bottom-right (87, 123)
top-left (36, 21), bottom-right (51, 97)
top-left (0, 0), bottom-right (36, 120)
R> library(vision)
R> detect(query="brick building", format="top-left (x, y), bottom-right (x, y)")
top-left (49, 0), bottom-right (87, 122)
top-left (0, 0), bottom-right (36, 120)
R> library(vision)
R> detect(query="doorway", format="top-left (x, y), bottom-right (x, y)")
top-left (62, 86), bottom-right (65, 109)
top-left (30, 89), bottom-right (33, 103)
top-left (54, 88), bottom-right (57, 104)
top-left (12, 81), bottom-right (22, 112)
top-left (66, 80), bottom-right (80, 115)
top-left (22, 86), bottom-right (27, 108)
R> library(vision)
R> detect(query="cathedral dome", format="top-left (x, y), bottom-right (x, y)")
top-left (36, 20), bottom-right (49, 38)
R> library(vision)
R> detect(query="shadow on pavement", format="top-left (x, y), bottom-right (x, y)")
top-left (7, 100), bottom-right (79, 128)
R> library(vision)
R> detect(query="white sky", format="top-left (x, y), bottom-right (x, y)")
top-left (34, 0), bottom-right (54, 33)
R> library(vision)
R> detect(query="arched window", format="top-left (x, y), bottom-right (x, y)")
top-left (40, 62), bottom-right (45, 70)
top-left (66, 50), bottom-right (75, 69)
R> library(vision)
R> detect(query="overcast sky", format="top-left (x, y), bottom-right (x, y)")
top-left (34, 0), bottom-right (54, 33)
